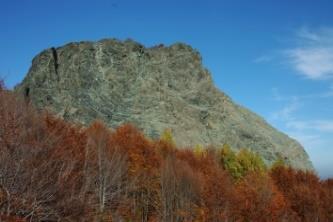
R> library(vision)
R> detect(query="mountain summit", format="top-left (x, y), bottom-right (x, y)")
top-left (15, 39), bottom-right (313, 170)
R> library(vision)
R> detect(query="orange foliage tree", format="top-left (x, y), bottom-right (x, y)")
top-left (270, 166), bottom-right (330, 222)
top-left (231, 171), bottom-right (299, 222)
top-left (111, 124), bottom-right (161, 221)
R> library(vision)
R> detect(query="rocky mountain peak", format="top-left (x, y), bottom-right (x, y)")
top-left (15, 38), bottom-right (314, 170)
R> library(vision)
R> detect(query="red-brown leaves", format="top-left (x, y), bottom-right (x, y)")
top-left (231, 172), bottom-right (297, 222)
top-left (111, 124), bottom-right (160, 177)
top-left (321, 179), bottom-right (333, 221)
top-left (270, 166), bottom-right (331, 222)
top-left (200, 161), bottom-right (232, 222)
top-left (0, 89), bottom-right (332, 221)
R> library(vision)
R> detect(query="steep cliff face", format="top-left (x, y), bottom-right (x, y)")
top-left (15, 39), bottom-right (313, 170)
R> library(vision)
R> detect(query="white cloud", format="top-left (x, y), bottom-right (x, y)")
top-left (286, 27), bottom-right (333, 79)
top-left (287, 47), bottom-right (333, 79)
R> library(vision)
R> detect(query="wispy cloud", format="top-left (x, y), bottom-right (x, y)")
top-left (271, 98), bottom-right (300, 120)
top-left (287, 132), bottom-right (324, 150)
top-left (271, 86), bottom-right (333, 102)
top-left (286, 48), bottom-right (333, 79)
top-left (268, 27), bottom-right (333, 178)
top-left (286, 120), bottom-right (333, 133)
top-left (285, 27), bottom-right (333, 79)
top-left (270, 89), bottom-right (333, 133)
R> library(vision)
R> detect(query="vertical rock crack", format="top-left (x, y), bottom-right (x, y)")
top-left (51, 47), bottom-right (59, 75)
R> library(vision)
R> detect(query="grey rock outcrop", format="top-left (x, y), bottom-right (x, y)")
top-left (15, 39), bottom-right (313, 170)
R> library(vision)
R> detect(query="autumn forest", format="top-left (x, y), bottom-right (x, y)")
top-left (0, 82), bottom-right (332, 222)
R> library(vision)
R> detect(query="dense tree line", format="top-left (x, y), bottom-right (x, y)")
top-left (0, 83), bottom-right (332, 221)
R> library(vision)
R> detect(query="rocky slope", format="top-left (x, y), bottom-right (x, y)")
top-left (15, 39), bottom-right (313, 170)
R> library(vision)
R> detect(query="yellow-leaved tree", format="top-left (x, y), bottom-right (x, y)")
top-left (160, 128), bottom-right (175, 146)
top-left (219, 144), bottom-right (266, 179)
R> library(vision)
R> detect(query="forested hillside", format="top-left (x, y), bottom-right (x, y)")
top-left (0, 82), bottom-right (332, 221)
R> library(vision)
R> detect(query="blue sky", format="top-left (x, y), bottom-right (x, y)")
top-left (1, 0), bottom-right (333, 178)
